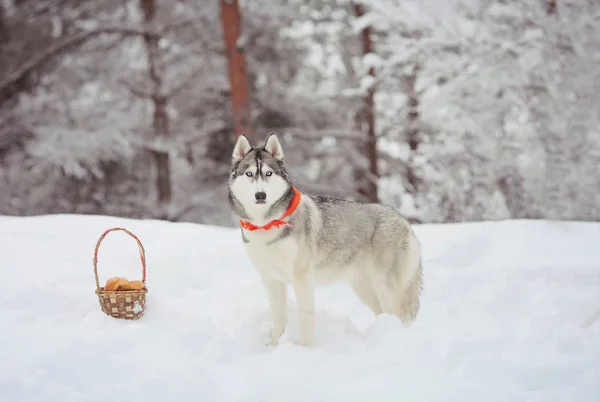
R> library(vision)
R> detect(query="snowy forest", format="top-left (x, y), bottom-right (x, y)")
top-left (1, 0), bottom-right (598, 226)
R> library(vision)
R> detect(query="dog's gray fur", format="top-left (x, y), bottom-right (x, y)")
top-left (228, 133), bottom-right (423, 347)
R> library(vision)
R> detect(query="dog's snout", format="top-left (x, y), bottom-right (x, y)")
top-left (255, 191), bottom-right (267, 201)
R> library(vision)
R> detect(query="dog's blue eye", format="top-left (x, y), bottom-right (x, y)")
top-left (246, 171), bottom-right (253, 177)
top-left (265, 171), bottom-right (272, 177)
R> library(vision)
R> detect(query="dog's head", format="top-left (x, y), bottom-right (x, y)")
top-left (228, 133), bottom-right (292, 215)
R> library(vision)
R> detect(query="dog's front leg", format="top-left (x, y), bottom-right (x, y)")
top-left (261, 277), bottom-right (287, 346)
top-left (292, 264), bottom-right (315, 347)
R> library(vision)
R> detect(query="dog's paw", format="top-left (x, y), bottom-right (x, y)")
top-left (266, 338), bottom-right (279, 347)
top-left (293, 335), bottom-right (314, 348)
top-left (293, 340), bottom-right (313, 348)
top-left (267, 325), bottom-right (285, 347)
top-left (295, 326), bottom-right (315, 348)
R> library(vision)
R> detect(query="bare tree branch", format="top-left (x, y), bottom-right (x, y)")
top-left (164, 66), bottom-right (207, 99)
top-left (289, 129), bottom-right (386, 143)
top-left (119, 78), bottom-right (152, 99)
top-left (0, 26), bottom-right (159, 96)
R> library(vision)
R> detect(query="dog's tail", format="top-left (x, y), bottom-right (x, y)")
top-left (398, 231), bottom-right (423, 323)
top-left (399, 259), bottom-right (423, 323)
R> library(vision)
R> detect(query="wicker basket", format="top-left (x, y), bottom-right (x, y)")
top-left (93, 227), bottom-right (148, 320)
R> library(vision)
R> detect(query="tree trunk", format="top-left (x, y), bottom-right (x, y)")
top-left (352, 2), bottom-right (379, 203)
top-left (403, 63), bottom-right (422, 194)
top-left (140, 0), bottom-right (172, 204)
top-left (547, 0), bottom-right (557, 15)
top-left (220, 0), bottom-right (254, 141)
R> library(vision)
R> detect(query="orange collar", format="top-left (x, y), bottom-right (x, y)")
top-left (240, 187), bottom-right (302, 231)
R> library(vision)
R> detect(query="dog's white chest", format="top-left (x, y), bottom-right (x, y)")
top-left (243, 230), bottom-right (299, 283)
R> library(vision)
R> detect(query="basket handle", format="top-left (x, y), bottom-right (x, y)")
top-left (93, 227), bottom-right (147, 290)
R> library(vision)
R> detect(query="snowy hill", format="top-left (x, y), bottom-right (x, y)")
top-left (0, 214), bottom-right (599, 401)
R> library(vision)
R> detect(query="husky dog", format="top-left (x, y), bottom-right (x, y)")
top-left (228, 133), bottom-right (423, 347)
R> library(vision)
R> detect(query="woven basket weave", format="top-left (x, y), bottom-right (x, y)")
top-left (93, 227), bottom-right (148, 320)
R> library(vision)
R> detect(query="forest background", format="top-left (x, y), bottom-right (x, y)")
top-left (1, 0), bottom-right (598, 227)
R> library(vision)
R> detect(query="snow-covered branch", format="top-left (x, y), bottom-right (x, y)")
top-left (0, 26), bottom-right (159, 96)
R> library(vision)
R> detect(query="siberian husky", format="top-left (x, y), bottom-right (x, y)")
top-left (228, 133), bottom-right (423, 347)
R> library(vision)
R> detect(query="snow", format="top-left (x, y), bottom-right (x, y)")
top-left (1, 214), bottom-right (599, 401)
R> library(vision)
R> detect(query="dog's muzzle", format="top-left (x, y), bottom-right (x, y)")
top-left (255, 191), bottom-right (267, 204)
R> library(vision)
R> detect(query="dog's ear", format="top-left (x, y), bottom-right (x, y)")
top-left (264, 133), bottom-right (284, 161)
top-left (232, 134), bottom-right (252, 163)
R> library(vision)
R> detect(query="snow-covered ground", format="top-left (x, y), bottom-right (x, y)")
top-left (0, 214), bottom-right (599, 401)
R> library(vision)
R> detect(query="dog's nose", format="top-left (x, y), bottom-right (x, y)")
top-left (255, 191), bottom-right (267, 201)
